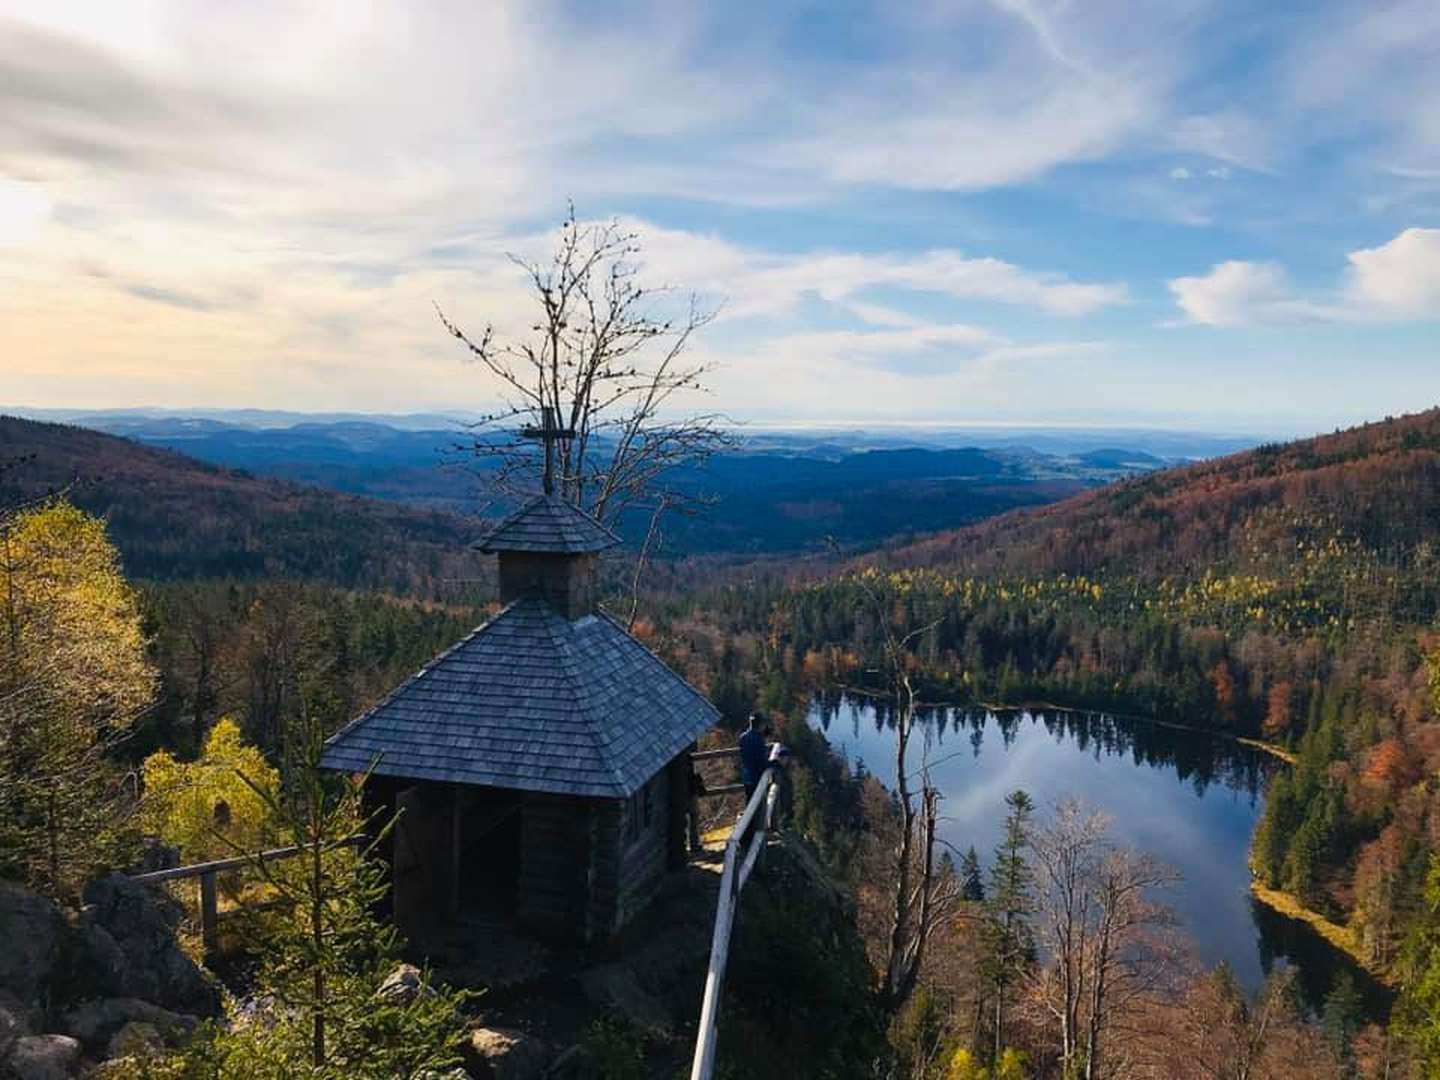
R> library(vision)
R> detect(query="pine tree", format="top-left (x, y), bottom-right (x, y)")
top-left (961, 846), bottom-right (985, 903)
top-left (182, 707), bottom-right (470, 1077)
top-left (982, 790), bottom-right (1035, 1063)
top-left (1321, 972), bottom-right (1362, 1067)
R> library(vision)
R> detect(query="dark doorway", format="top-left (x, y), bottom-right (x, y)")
top-left (455, 788), bottom-right (523, 915)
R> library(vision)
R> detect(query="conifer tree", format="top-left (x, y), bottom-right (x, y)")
top-left (982, 790), bottom-right (1035, 1063)
top-left (961, 846), bottom-right (985, 903)
top-left (184, 706), bottom-right (469, 1078)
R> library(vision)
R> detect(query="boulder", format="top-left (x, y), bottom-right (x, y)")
top-left (78, 875), bottom-right (220, 1016)
top-left (0, 884), bottom-right (65, 1004)
top-left (62, 997), bottom-right (197, 1054)
top-left (0, 990), bottom-right (38, 1060)
top-left (461, 1026), bottom-right (551, 1080)
top-left (5, 1034), bottom-right (81, 1080)
top-left (104, 1020), bottom-right (164, 1060)
top-left (375, 962), bottom-right (430, 1006)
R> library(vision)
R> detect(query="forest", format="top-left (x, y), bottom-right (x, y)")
top-left (7, 404), bottom-right (1440, 1078)
top-left (636, 406), bottom-right (1440, 1076)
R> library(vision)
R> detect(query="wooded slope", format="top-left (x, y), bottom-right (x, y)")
top-left (0, 416), bottom-right (483, 594)
top-left (872, 407), bottom-right (1440, 581)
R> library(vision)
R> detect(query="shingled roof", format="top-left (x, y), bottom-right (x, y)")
top-left (319, 596), bottom-right (719, 798)
top-left (476, 494), bottom-right (619, 554)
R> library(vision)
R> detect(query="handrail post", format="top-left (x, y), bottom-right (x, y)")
top-left (199, 870), bottom-right (218, 953)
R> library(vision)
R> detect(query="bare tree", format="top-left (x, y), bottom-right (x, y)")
top-left (849, 573), bottom-right (959, 1014)
top-left (437, 205), bottom-right (736, 544)
top-left (1029, 799), bottom-right (1181, 1079)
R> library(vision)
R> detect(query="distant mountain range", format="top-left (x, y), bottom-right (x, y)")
top-left (0, 416), bottom-right (482, 593)
top-left (8, 410), bottom-right (1261, 556)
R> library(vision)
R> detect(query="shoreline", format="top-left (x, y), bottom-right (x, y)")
top-left (1248, 880), bottom-right (1394, 988)
top-left (973, 699), bottom-right (1298, 766)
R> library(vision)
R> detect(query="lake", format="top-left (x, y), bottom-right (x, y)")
top-left (808, 697), bottom-right (1390, 1016)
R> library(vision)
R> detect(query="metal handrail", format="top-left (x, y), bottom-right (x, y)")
top-left (689, 767), bottom-right (778, 1080)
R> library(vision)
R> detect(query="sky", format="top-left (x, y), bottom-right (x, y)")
top-left (1, 0), bottom-right (1438, 434)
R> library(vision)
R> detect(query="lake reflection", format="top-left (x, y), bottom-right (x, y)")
top-left (808, 697), bottom-right (1380, 1011)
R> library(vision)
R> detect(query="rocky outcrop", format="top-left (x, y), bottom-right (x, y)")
top-left (0, 877), bottom-right (216, 1078)
top-left (0, 885), bottom-right (65, 1006)
top-left (0, 990), bottom-right (38, 1061)
top-left (104, 1020), bottom-right (165, 1060)
top-left (76, 875), bottom-right (221, 1016)
top-left (5, 1034), bottom-right (80, 1080)
top-left (461, 1025), bottom-right (552, 1080)
top-left (61, 997), bottom-right (198, 1055)
top-left (376, 962), bottom-right (430, 1006)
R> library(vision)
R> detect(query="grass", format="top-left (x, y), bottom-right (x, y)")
top-left (1236, 737), bottom-right (1299, 765)
top-left (1249, 880), bottom-right (1394, 986)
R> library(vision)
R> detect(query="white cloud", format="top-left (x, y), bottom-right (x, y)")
top-left (1344, 228), bottom-right (1440, 317)
top-left (1168, 261), bottom-right (1307, 327)
top-left (1170, 167), bottom-right (1192, 181)
top-left (1170, 227), bottom-right (1440, 326)
top-left (611, 221), bottom-right (1127, 320)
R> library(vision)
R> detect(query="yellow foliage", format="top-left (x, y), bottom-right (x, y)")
top-left (142, 717), bottom-right (280, 864)
top-left (0, 502), bottom-right (156, 892)
top-left (2, 501), bottom-right (154, 728)
top-left (945, 1048), bottom-right (1030, 1080)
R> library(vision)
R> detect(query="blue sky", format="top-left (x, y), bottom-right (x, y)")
top-left (1, 0), bottom-right (1437, 433)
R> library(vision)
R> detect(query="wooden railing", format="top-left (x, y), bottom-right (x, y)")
top-left (689, 767), bottom-right (778, 1080)
top-left (129, 837), bottom-right (364, 951)
top-left (691, 745), bottom-right (746, 797)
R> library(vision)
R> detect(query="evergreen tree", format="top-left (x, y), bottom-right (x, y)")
top-left (981, 790), bottom-right (1035, 1063)
top-left (1320, 972), bottom-right (1362, 1067)
top-left (961, 846), bottom-right (985, 903)
top-left (179, 707), bottom-right (469, 1077)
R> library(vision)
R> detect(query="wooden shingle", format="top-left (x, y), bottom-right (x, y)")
top-left (476, 494), bottom-right (619, 555)
top-left (319, 596), bottom-right (719, 797)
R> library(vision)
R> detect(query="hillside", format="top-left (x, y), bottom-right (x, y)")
top-left (0, 416), bottom-right (485, 594)
top-left (690, 408), bottom-right (1440, 1009)
top-left (871, 407), bottom-right (1440, 588)
top-left (55, 413), bottom-right (1207, 554)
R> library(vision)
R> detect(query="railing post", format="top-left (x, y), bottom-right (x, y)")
top-left (199, 870), bottom-right (218, 953)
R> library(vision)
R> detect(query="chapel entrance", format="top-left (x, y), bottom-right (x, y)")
top-left (389, 783), bottom-right (525, 932)
top-left (454, 787), bottom-right (523, 915)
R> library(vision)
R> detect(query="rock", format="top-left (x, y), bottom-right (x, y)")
top-left (462, 1026), bottom-right (551, 1080)
top-left (375, 962), bottom-right (430, 1006)
top-left (5, 1034), bottom-right (81, 1080)
top-left (578, 965), bottom-right (672, 1036)
top-left (78, 875), bottom-right (221, 1016)
top-left (0, 990), bottom-right (38, 1060)
top-left (0, 884), bottom-right (65, 1004)
top-left (104, 1020), bottom-right (164, 1060)
top-left (546, 1044), bottom-right (600, 1080)
top-left (62, 997), bottom-right (197, 1053)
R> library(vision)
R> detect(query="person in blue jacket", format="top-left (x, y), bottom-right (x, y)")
top-left (738, 711), bottom-right (770, 803)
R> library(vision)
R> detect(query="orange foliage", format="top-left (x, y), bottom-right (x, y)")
top-left (1361, 738), bottom-right (1419, 793)
top-left (1263, 679), bottom-right (1294, 737)
top-left (1210, 660), bottom-right (1237, 725)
